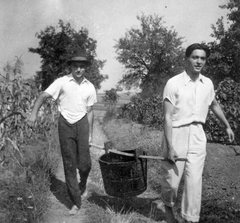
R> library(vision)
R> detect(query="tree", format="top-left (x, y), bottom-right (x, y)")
top-left (114, 14), bottom-right (185, 97)
top-left (103, 88), bottom-right (119, 105)
top-left (29, 20), bottom-right (108, 90)
top-left (206, 0), bottom-right (240, 87)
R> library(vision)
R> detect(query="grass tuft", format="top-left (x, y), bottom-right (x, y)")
top-left (0, 123), bottom-right (60, 223)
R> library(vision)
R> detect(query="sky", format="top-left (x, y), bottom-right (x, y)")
top-left (0, 0), bottom-right (229, 92)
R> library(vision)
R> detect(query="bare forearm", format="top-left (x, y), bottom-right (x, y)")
top-left (163, 99), bottom-right (178, 162)
top-left (164, 116), bottom-right (174, 151)
top-left (27, 92), bottom-right (51, 125)
top-left (210, 99), bottom-right (235, 142)
top-left (163, 99), bottom-right (174, 151)
top-left (211, 103), bottom-right (230, 129)
top-left (31, 94), bottom-right (47, 116)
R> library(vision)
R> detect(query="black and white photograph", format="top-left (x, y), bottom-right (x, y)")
top-left (0, 0), bottom-right (240, 222)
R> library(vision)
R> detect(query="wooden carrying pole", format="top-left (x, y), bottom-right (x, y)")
top-left (90, 142), bottom-right (188, 162)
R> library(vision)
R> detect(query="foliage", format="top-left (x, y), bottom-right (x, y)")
top-left (206, 0), bottom-right (240, 87)
top-left (119, 94), bottom-right (163, 129)
top-left (29, 20), bottom-right (108, 90)
top-left (2, 56), bottom-right (24, 79)
top-left (205, 78), bottom-right (240, 145)
top-left (102, 106), bottom-right (119, 123)
top-left (0, 59), bottom-right (58, 151)
top-left (0, 58), bottom-right (38, 149)
top-left (115, 14), bottom-right (185, 97)
top-left (102, 88), bottom-right (120, 122)
top-left (103, 88), bottom-right (120, 105)
top-left (0, 59), bottom-right (60, 222)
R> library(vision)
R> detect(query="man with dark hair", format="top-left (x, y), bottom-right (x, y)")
top-left (185, 43), bottom-right (210, 58)
top-left (27, 50), bottom-right (97, 215)
top-left (160, 43), bottom-right (234, 222)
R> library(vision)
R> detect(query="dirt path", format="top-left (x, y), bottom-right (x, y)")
top-left (44, 118), bottom-right (108, 223)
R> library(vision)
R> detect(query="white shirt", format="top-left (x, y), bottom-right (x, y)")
top-left (163, 71), bottom-right (215, 127)
top-left (45, 74), bottom-right (97, 124)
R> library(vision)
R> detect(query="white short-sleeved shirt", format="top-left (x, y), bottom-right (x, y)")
top-left (163, 71), bottom-right (215, 127)
top-left (45, 74), bottom-right (97, 124)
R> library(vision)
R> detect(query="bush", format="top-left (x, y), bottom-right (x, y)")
top-left (102, 88), bottom-right (121, 122)
top-left (119, 94), bottom-right (163, 129)
top-left (102, 105), bottom-right (119, 123)
top-left (205, 78), bottom-right (240, 145)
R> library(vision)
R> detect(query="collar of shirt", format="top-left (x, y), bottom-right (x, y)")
top-left (68, 74), bottom-right (88, 85)
top-left (183, 71), bottom-right (205, 86)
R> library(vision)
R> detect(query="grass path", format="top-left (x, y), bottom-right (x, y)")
top-left (44, 115), bottom-right (168, 223)
top-left (43, 117), bottom-right (108, 223)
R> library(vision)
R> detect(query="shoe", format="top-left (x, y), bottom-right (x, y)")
top-left (69, 205), bottom-right (80, 215)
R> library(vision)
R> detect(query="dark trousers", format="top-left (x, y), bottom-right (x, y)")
top-left (58, 114), bottom-right (91, 208)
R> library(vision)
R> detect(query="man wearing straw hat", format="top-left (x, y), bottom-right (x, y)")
top-left (27, 49), bottom-right (97, 215)
top-left (160, 43), bottom-right (234, 223)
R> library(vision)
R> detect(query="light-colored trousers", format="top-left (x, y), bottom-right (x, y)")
top-left (160, 123), bottom-right (206, 222)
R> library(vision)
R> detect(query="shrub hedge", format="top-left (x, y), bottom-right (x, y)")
top-left (205, 78), bottom-right (240, 145)
top-left (119, 94), bottom-right (163, 130)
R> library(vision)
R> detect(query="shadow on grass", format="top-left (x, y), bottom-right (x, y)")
top-left (87, 191), bottom-right (165, 222)
top-left (49, 175), bottom-right (74, 209)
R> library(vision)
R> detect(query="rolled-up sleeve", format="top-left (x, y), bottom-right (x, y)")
top-left (163, 79), bottom-right (176, 106)
top-left (44, 78), bottom-right (62, 100)
top-left (86, 85), bottom-right (97, 106)
top-left (208, 81), bottom-right (215, 105)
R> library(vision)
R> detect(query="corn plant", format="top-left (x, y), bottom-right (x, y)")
top-left (0, 56), bottom-right (59, 223)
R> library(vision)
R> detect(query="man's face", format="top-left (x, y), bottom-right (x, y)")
top-left (71, 61), bottom-right (88, 81)
top-left (185, 49), bottom-right (207, 75)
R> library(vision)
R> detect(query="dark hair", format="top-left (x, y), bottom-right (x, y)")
top-left (185, 43), bottom-right (210, 58)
